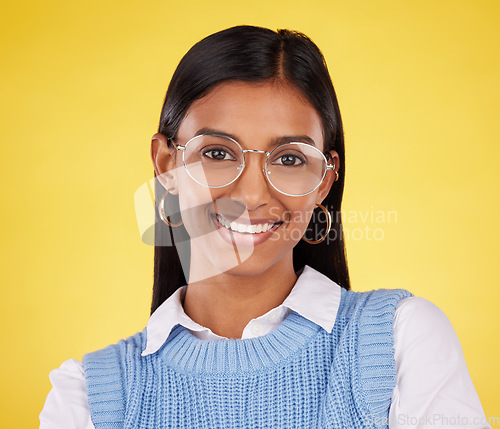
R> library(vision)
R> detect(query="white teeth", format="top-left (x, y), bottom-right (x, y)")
top-left (215, 214), bottom-right (277, 234)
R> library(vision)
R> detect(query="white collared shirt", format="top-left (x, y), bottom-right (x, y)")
top-left (39, 265), bottom-right (491, 429)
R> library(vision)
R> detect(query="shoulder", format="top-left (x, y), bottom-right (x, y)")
top-left (82, 328), bottom-right (147, 368)
top-left (50, 357), bottom-right (86, 379)
top-left (395, 295), bottom-right (449, 322)
top-left (389, 295), bottom-right (466, 361)
top-left (338, 287), bottom-right (414, 320)
top-left (344, 287), bottom-right (413, 304)
top-left (393, 296), bottom-right (460, 352)
top-left (40, 359), bottom-right (94, 429)
top-left (81, 330), bottom-right (147, 393)
top-left (45, 358), bottom-right (85, 384)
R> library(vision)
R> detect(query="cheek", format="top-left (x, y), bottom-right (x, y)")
top-left (178, 190), bottom-right (209, 225)
top-left (284, 196), bottom-right (316, 223)
top-left (288, 209), bottom-right (314, 231)
top-left (278, 199), bottom-right (317, 239)
top-left (176, 174), bottom-right (211, 234)
top-left (176, 175), bottom-right (227, 241)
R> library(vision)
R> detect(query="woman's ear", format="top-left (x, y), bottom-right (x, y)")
top-left (316, 150), bottom-right (340, 205)
top-left (150, 133), bottom-right (179, 195)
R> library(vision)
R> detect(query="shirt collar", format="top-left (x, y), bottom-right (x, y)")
top-left (141, 264), bottom-right (342, 356)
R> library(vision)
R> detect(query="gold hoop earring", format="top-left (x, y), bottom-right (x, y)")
top-left (158, 188), bottom-right (183, 227)
top-left (334, 171), bottom-right (339, 182)
top-left (301, 203), bottom-right (332, 245)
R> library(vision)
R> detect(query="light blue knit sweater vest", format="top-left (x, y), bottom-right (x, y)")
top-left (83, 287), bottom-right (413, 428)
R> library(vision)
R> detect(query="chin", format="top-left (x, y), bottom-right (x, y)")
top-left (219, 260), bottom-right (271, 278)
top-left (212, 248), bottom-right (293, 279)
top-left (187, 226), bottom-right (297, 282)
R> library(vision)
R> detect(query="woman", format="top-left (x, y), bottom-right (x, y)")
top-left (40, 25), bottom-right (489, 428)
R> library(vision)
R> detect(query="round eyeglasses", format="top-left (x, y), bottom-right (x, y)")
top-left (169, 134), bottom-right (335, 197)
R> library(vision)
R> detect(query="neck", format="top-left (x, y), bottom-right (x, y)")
top-left (182, 253), bottom-right (298, 339)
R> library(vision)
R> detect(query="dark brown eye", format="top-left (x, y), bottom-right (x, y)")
top-left (201, 147), bottom-right (236, 161)
top-left (273, 154), bottom-right (306, 166)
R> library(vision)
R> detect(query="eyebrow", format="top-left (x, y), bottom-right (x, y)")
top-left (193, 127), bottom-right (317, 148)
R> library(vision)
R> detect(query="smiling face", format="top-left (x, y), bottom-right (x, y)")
top-left (151, 80), bottom-right (339, 282)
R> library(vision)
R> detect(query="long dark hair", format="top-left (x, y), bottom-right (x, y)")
top-left (151, 25), bottom-right (350, 315)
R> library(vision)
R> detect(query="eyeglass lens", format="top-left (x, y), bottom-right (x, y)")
top-left (183, 135), bottom-right (327, 196)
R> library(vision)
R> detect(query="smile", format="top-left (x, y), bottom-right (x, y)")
top-left (213, 213), bottom-right (283, 234)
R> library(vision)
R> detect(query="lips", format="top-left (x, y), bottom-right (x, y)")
top-left (210, 212), bottom-right (283, 235)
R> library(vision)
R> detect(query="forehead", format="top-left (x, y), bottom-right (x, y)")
top-left (177, 81), bottom-right (324, 150)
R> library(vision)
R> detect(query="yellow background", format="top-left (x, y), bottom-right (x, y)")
top-left (1, 0), bottom-right (498, 427)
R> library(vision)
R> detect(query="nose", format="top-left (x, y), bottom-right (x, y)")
top-left (229, 152), bottom-right (272, 211)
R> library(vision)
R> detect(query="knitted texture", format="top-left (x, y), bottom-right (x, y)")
top-left (83, 288), bottom-right (413, 428)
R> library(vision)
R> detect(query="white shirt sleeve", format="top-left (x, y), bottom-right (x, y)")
top-left (39, 358), bottom-right (95, 429)
top-left (389, 296), bottom-right (491, 429)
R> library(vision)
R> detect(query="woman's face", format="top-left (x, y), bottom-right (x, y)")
top-left (152, 80), bottom-right (339, 281)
